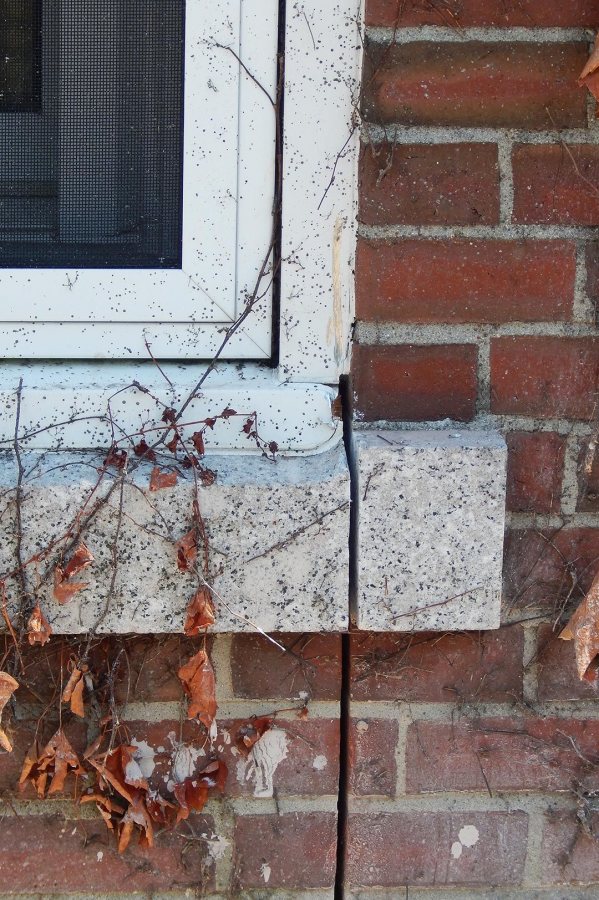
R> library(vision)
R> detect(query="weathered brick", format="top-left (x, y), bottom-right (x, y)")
top-left (506, 431), bottom-right (566, 513)
top-left (491, 337), bottom-right (599, 420)
top-left (233, 813), bottom-right (337, 889)
top-left (359, 143), bottom-right (499, 226)
top-left (513, 145), bottom-right (599, 226)
top-left (351, 628), bottom-right (524, 702)
top-left (365, 0), bottom-right (599, 27)
top-left (577, 436), bottom-right (599, 511)
top-left (362, 41), bottom-right (587, 129)
top-left (504, 527), bottom-right (599, 615)
top-left (231, 633), bottom-right (341, 701)
top-left (120, 716), bottom-right (339, 798)
top-left (406, 718), bottom-right (599, 793)
top-left (587, 241), bottom-right (599, 325)
top-left (542, 810), bottom-right (599, 883)
top-left (347, 811), bottom-right (528, 886)
top-left (537, 623), bottom-right (599, 701)
top-left (349, 718), bottom-right (398, 797)
top-left (353, 343), bottom-right (478, 422)
top-left (356, 239), bottom-right (574, 324)
top-left (0, 814), bottom-right (215, 893)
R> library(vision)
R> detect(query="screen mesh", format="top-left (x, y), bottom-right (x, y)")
top-left (0, 0), bottom-right (184, 268)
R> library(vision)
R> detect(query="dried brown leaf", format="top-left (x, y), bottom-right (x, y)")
top-left (176, 529), bottom-right (197, 572)
top-left (26, 603), bottom-right (52, 646)
top-left (70, 677), bottom-right (85, 718)
top-left (191, 431), bottom-right (205, 455)
top-left (560, 569), bottom-right (599, 681)
top-left (235, 716), bottom-right (273, 756)
top-left (178, 649), bottom-right (217, 728)
top-left (118, 793), bottom-right (154, 853)
top-left (53, 568), bottom-right (88, 604)
top-left (28, 729), bottom-right (86, 797)
top-left (183, 588), bottom-right (215, 636)
top-left (149, 466), bottom-right (178, 491)
top-left (579, 34), bottom-right (599, 113)
top-left (62, 667), bottom-right (82, 703)
top-left (62, 542), bottom-right (94, 579)
top-left (173, 759), bottom-right (227, 823)
top-left (0, 672), bottom-right (18, 753)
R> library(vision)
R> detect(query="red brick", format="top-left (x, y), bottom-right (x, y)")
top-left (506, 431), bottom-right (566, 513)
top-left (362, 41), bottom-right (587, 129)
top-left (513, 145), bottom-right (599, 226)
top-left (542, 810), bottom-right (599, 883)
top-left (503, 527), bottom-right (599, 615)
top-left (352, 343), bottom-right (477, 422)
top-left (356, 239), bottom-right (574, 324)
top-left (233, 813), bottom-right (337, 889)
top-left (577, 436), bottom-right (599, 511)
top-left (0, 814), bottom-right (215, 893)
top-left (537, 623), bottom-right (599, 701)
top-left (347, 811), bottom-right (528, 886)
top-left (350, 627), bottom-right (524, 702)
top-left (406, 718), bottom-right (599, 793)
top-left (491, 337), bottom-right (599, 420)
top-left (366, 0), bottom-right (599, 27)
top-left (231, 633), bottom-right (341, 701)
top-left (359, 143), bottom-right (499, 226)
top-left (119, 717), bottom-right (339, 798)
top-left (349, 718), bottom-right (398, 797)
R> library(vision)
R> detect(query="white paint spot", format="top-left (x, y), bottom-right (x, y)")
top-left (451, 824), bottom-right (480, 861)
top-left (298, 690), bottom-right (309, 700)
top-left (96, 851), bottom-right (104, 863)
top-left (312, 754), bottom-right (327, 770)
top-left (458, 825), bottom-right (479, 848)
top-left (205, 833), bottom-right (230, 861)
top-left (127, 739), bottom-right (157, 780)
top-left (356, 720), bottom-right (369, 733)
top-left (170, 741), bottom-right (207, 790)
top-left (261, 862), bottom-right (271, 884)
top-left (237, 728), bottom-right (289, 798)
top-left (220, 728), bottom-right (231, 745)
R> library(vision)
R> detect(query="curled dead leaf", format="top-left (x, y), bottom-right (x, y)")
top-left (19, 729), bottom-right (85, 797)
top-left (149, 466), bottom-right (178, 491)
top-left (191, 431), bottom-right (205, 455)
top-left (62, 665), bottom-right (87, 718)
top-left (176, 529), bottom-right (197, 572)
top-left (62, 542), bottom-right (94, 579)
top-left (560, 568), bottom-right (599, 681)
top-left (173, 759), bottom-right (227, 823)
top-left (235, 716), bottom-right (273, 756)
top-left (26, 604), bottom-right (52, 646)
top-left (0, 672), bottom-right (18, 752)
top-left (54, 542), bottom-right (94, 604)
top-left (579, 34), bottom-right (599, 114)
top-left (178, 649), bottom-right (217, 728)
top-left (184, 588), bottom-right (215, 636)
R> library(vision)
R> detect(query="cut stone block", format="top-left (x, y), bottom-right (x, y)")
top-left (355, 430), bottom-right (507, 631)
top-left (0, 446), bottom-right (349, 634)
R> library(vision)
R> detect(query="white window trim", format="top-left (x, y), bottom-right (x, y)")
top-left (0, 0), bottom-right (362, 454)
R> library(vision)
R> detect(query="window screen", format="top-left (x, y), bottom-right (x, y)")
top-left (0, 0), bottom-right (184, 268)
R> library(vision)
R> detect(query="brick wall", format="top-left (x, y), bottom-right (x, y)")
top-left (0, 633), bottom-right (342, 896)
top-left (350, 0), bottom-right (599, 895)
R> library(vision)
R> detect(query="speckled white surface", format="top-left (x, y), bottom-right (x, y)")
top-left (0, 447), bottom-right (349, 633)
top-left (355, 431), bottom-right (507, 631)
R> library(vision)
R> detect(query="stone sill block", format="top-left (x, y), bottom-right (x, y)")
top-left (354, 430), bottom-right (507, 632)
top-left (0, 430), bottom-right (507, 635)
top-left (0, 447), bottom-right (350, 634)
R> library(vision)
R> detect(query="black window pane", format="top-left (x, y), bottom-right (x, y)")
top-left (0, 0), bottom-right (184, 268)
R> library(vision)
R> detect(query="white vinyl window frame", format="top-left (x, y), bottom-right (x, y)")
top-left (0, 0), bottom-right (362, 454)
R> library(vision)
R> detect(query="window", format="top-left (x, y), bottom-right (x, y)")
top-left (0, 0), bottom-right (361, 452)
